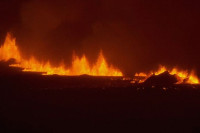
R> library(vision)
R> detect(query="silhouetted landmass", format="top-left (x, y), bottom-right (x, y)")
top-left (0, 62), bottom-right (200, 133)
top-left (143, 71), bottom-right (178, 86)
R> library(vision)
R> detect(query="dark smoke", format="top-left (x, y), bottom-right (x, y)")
top-left (0, 0), bottom-right (200, 76)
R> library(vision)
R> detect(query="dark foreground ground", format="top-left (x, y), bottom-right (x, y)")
top-left (1, 63), bottom-right (200, 133)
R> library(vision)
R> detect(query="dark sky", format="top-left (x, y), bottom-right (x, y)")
top-left (0, 0), bottom-right (200, 76)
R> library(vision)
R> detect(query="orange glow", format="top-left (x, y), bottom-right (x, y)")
top-left (135, 65), bottom-right (199, 84)
top-left (135, 72), bottom-right (147, 77)
top-left (154, 66), bottom-right (167, 75)
top-left (0, 33), bottom-right (21, 61)
top-left (0, 33), bottom-right (123, 76)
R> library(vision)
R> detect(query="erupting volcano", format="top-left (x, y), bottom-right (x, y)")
top-left (0, 33), bottom-right (123, 76)
top-left (2, 1), bottom-right (200, 132)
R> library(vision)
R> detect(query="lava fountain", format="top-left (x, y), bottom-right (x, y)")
top-left (0, 33), bottom-right (123, 76)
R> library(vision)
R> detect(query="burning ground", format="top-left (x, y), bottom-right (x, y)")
top-left (0, 33), bottom-right (200, 86)
top-left (134, 65), bottom-right (199, 85)
top-left (0, 33), bottom-right (122, 76)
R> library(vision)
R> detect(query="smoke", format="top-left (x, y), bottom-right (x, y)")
top-left (0, 0), bottom-right (200, 76)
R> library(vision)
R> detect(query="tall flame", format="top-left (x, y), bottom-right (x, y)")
top-left (0, 33), bottom-right (123, 76)
top-left (135, 65), bottom-right (199, 84)
top-left (0, 33), bottom-right (21, 61)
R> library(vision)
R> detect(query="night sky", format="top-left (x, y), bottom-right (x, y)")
top-left (0, 0), bottom-right (200, 76)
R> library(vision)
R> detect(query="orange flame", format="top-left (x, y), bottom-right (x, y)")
top-left (0, 33), bottom-right (123, 76)
top-left (135, 72), bottom-right (147, 77)
top-left (0, 33), bottom-right (21, 61)
top-left (135, 65), bottom-right (199, 84)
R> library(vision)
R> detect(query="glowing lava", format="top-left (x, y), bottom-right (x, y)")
top-left (135, 65), bottom-right (199, 84)
top-left (0, 33), bottom-right (123, 76)
top-left (1, 33), bottom-right (199, 84)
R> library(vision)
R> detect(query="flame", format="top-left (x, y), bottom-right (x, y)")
top-left (135, 65), bottom-right (199, 84)
top-left (0, 33), bottom-right (123, 76)
top-left (1, 33), bottom-right (199, 83)
top-left (135, 72), bottom-right (147, 77)
top-left (154, 66), bottom-right (167, 75)
top-left (0, 33), bottom-right (21, 61)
